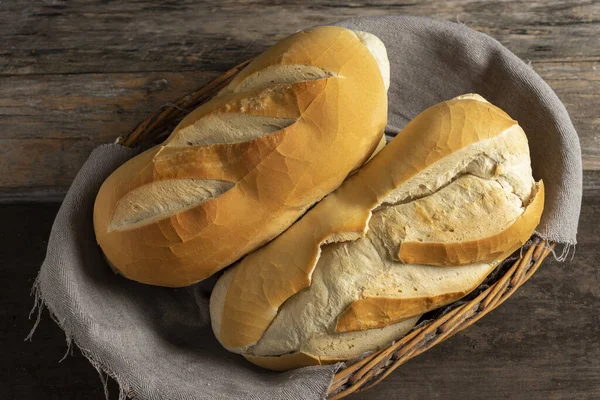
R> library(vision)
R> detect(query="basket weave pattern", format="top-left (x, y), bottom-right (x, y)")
top-left (119, 63), bottom-right (554, 399)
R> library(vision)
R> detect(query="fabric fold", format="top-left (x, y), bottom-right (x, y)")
top-left (32, 16), bottom-right (581, 400)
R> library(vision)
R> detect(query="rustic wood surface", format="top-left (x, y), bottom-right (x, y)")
top-left (0, 0), bottom-right (599, 200)
top-left (1, 0), bottom-right (599, 399)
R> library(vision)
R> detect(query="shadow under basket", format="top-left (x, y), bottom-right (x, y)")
top-left (117, 60), bottom-right (555, 400)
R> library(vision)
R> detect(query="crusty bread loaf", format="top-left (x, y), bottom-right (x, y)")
top-left (93, 26), bottom-right (389, 287)
top-left (210, 94), bottom-right (544, 370)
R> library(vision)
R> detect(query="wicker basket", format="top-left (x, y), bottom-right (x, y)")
top-left (117, 61), bottom-right (555, 399)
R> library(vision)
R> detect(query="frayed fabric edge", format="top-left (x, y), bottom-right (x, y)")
top-left (546, 242), bottom-right (576, 262)
top-left (535, 231), bottom-right (576, 262)
top-left (25, 275), bottom-right (44, 342)
top-left (25, 273), bottom-right (134, 400)
top-left (323, 362), bottom-right (346, 399)
top-left (25, 233), bottom-right (573, 400)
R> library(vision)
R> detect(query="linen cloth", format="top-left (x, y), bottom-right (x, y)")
top-left (34, 16), bottom-right (582, 400)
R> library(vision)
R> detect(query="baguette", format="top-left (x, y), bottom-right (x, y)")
top-left (210, 94), bottom-right (544, 370)
top-left (93, 26), bottom-right (389, 287)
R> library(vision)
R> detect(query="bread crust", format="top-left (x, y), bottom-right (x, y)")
top-left (243, 352), bottom-right (341, 372)
top-left (211, 95), bottom-right (545, 370)
top-left (398, 181), bottom-right (545, 266)
top-left (93, 26), bottom-right (387, 287)
top-left (215, 97), bottom-right (531, 350)
top-left (335, 182), bottom-right (544, 333)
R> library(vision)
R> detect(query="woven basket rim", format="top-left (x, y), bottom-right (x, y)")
top-left (117, 61), bottom-right (554, 399)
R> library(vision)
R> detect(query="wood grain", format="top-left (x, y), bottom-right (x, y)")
top-left (2, 1), bottom-right (599, 399)
top-left (0, 71), bottom-right (216, 200)
top-left (0, 0), bottom-right (598, 200)
top-left (534, 61), bottom-right (600, 170)
top-left (1, 0), bottom-right (598, 75)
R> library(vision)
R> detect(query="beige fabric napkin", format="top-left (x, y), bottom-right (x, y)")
top-left (32, 16), bottom-right (581, 400)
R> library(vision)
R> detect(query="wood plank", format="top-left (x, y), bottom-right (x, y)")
top-left (0, 71), bottom-right (217, 140)
top-left (0, 71), bottom-right (216, 201)
top-left (1, 0), bottom-right (598, 75)
top-left (1, 59), bottom-right (597, 201)
top-left (533, 61), bottom-right (600, 170)
top-left (0, 0), bottom-right (598, 200)
top-left (4, 170), bottom-right (599, 399)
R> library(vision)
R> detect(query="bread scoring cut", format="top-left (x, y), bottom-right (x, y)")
top-left (93, 26), bottom-right (389, 287)
top-left (210, 94), bottom-right (545, 370)
top-left (167, 114), bottom-right (298, 147)
top-left (109, 179), bottom-right (235, 231)
top-left (229, 65), bottom-right (335, 94)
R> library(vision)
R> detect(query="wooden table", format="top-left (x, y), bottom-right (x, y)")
top-left (2, 1), bottom-right (599, 399)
